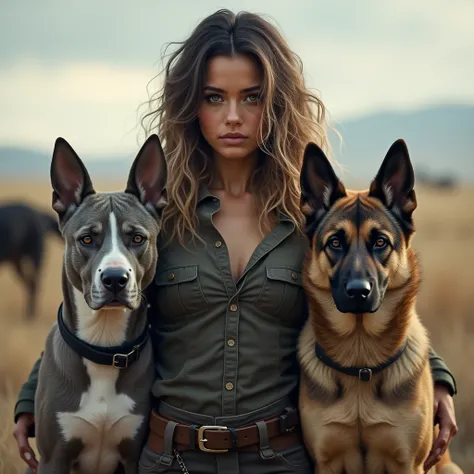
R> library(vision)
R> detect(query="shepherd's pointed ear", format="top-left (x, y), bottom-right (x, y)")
top-left (125, 134), bottom-right (168, 217)
top-left (369, 139), bottom-right (417, 225)
top-left (50, 137), bottom-right (95, 221)
top-left (300, 142), bottom-right (346, 231)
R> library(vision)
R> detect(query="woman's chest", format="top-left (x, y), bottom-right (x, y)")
top-left (211, 193), bottom-right (268, 281)
top-left (152, 231), bottom-right (309, 325)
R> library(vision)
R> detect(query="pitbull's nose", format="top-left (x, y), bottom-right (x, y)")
top-left (345, 279), bottom-right (372, 300)
top-left (101, 268), bottom-right (129, 294)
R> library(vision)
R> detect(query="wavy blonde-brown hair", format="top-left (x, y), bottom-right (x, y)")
top-left (141, 9), bottom-right (332, 245)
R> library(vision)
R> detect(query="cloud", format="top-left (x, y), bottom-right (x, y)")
top-left (2, 0), bottom-right (473, 65)
top-left (0, 60), bottom-right (157, 156)
top-left (0, 0), bottom-right (473, 154)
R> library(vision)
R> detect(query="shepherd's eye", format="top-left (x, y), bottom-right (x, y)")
top-left (374, 236), bottom-right (388, 250)
top-left (328, 237), bottom-right (343, 250)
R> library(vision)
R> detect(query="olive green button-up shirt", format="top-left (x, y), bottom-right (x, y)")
top-left (14, 187), bottom-right (457, 422)
top-left (149, 188), bottom-right (308, 416)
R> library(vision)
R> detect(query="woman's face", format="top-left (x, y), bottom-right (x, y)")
top-left (197, 54), bottom-right (264, 163)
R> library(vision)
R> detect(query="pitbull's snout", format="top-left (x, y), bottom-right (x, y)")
top-left (100, 267), bottom-right (130, 294)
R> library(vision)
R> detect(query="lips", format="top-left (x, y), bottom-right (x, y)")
top-left (96, 296), bottom-right (134, 310)
top-left (104, 299), bottom-right (123, 307)
top-left (219, 132), bottom-right (247, 145)
top-left (221, 132), bottom-right (246, 138)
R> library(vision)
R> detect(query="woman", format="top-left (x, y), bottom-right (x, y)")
top-left (13, 9), bottom-right (458, 474)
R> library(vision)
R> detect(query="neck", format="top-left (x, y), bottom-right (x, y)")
top-left (210, 151), bottom-right (258, 197)
top-left (310, 297), bottom-right (412, 367)
top-left (305, 254), bottom-right (420, 367)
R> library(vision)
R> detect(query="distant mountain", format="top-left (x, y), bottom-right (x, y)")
top-left (0, 147), bottom-right (132, 183)
top-left (328, 104), bottom-right (473, 185)
top-left (1, 104), bottom-right (472, 184)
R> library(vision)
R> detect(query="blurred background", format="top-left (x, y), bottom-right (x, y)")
top-left (0, 1), bottom-right (472, 472)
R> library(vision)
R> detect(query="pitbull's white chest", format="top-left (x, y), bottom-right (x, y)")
top-left (56, 288), bottom-right (144, 473)
top-left (57, 360), bottom-right (144, 473)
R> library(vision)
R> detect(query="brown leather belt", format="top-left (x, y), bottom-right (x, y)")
top-left (148, 407), bottom-right (301, 454)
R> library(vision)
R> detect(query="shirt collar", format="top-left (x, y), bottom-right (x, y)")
top-left (197, 183), bottom-right (294, 224)
top-left (197, 183), bottom-right (217, 204)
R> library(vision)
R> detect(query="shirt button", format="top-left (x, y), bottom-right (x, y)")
top-left (168, 272), bottom-right (175, 281)
top-left (227, 339), bottom-right (235, 347)
top-left (215, 240), bottom-right (222, 248)
top-left (225, 382), bottom-right (234, 391)
top-left (229, 304), bottom-right (238, 312)
top-left (291, 272), bottom-right (298, 280)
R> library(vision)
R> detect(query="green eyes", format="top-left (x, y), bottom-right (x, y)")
top-left (204, 94), bottom-right (260, 104)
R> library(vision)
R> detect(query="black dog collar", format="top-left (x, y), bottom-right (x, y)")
top-left (57, 303), bottom-right (148, 369)
top-left (314, 339), bottom-right (408, 382)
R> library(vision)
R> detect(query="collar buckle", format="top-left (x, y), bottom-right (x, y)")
top-left (112, 345), bottom-right (140, 369)
top-left (359, 368), bottom-right (372, 382)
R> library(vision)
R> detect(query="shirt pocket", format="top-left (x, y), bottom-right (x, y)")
top-left (154, 265), bottom-right (208, 320)
top-left (254, 266), bottom-right (305, 320)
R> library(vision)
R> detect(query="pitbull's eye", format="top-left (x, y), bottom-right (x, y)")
top-left (79, 235), bottom-right (93, 246)
top-left (132, 233), bottom-right (146, 245)
top-left (374, 236), bottom-right (388, 250)
top-left (328, 237), bottom-right (343, 250)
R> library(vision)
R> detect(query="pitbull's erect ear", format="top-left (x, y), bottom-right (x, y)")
top-left (125, 134), bottom-right (168, 218)
top-left (50, 138), bottom-right (95, 221)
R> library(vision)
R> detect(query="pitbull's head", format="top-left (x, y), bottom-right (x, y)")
top-left (51, 134), bottom-right (167, 311)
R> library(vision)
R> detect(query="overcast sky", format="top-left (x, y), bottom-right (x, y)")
top-left (0, 0), bottom-right (473, 157)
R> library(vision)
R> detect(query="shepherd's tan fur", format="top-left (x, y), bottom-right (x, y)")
top-left (297, 141), bottom-right (462, 474)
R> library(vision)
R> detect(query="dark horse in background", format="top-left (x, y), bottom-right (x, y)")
top-left (0, 202), bottom-right (63, 320)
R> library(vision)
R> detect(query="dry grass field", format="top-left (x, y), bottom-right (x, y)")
top-left (0, 180), bottom-right (472, 473)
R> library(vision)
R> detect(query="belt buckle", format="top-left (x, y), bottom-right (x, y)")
top-left (197, 425), bottom-right (229, 453)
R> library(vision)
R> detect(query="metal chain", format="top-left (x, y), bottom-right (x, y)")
top-left (173, 448), bottom-right (191, 474)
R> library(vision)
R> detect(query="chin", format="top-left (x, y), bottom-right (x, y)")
top-left (90, 298), bottom-right (136, 311)
top-left (215, 146), bottom-right (256, 161)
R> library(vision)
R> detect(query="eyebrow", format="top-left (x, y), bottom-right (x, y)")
top-left (74, 223), bottom-right (102, 237)
top-left (203, 85), bottom-right (261, 93)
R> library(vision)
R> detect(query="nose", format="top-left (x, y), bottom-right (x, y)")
top-left (225, 101), bottom-right (242, 125)
top-left (101, 268), bottom-right (129, 294)
top-left (345, 279), bottom-right (372, 300)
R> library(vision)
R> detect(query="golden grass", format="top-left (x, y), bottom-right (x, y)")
top-left (0, 180), bottom-right (472, 472)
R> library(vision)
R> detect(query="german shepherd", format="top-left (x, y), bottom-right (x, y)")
top-left (297, 139), bottom-right (463, 473)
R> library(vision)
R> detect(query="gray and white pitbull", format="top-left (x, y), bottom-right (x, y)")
top-left (34, 134), bottom-right (167, 474)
